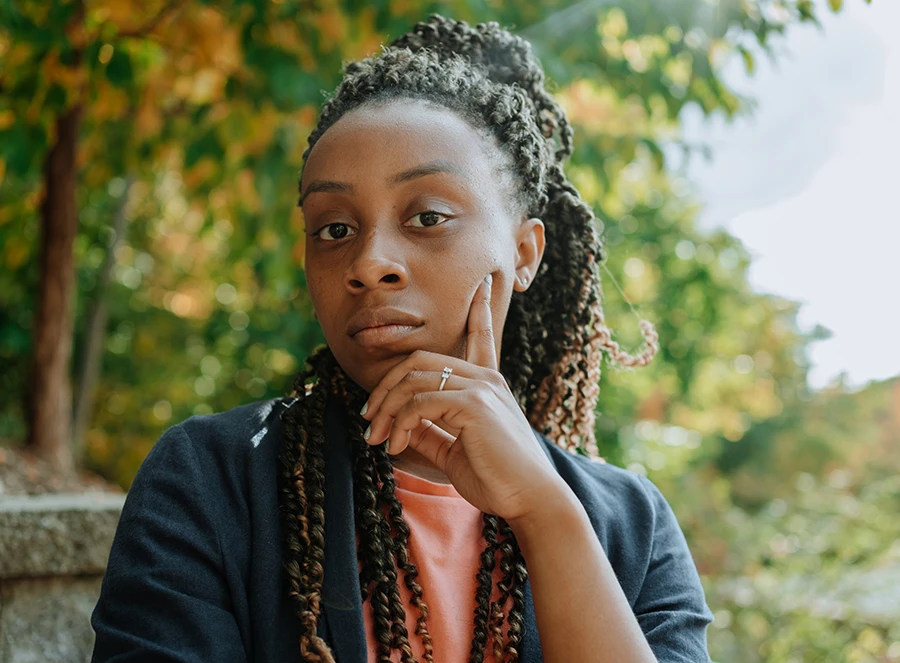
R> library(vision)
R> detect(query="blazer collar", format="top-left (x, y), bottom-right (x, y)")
top-left (318, 393), bottom-right (543, 662)
top-left (318, 394), bottom-right (367, 661)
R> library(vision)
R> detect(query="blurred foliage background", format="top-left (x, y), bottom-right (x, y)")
top-left (1, 0), bottom-right (897, 661)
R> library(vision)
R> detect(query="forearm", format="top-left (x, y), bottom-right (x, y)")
top-left (508, 483), bottom-right (658, 663)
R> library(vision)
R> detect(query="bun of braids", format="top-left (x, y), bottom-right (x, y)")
top-left (389, 15), bottom-right (574, 160)
top-left (280, 14), bottom-right (659, 663)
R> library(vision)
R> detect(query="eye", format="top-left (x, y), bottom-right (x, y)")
top-left (314, 223), bottom-right (356, 242)
top-left (406, 210), bottom-right (451, 228)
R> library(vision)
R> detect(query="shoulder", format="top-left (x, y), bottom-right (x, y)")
top-left (143, 397), bottom-right (292, 469)
top-left (535, 430), bottom-right (664, 527)
top-left (532, 431), bottom-right (685, 585)
top-left (129, 398), bottom-right (292, 505)
top-left (533, 430), bottom-right (712, 634)
top-left (175, 397), bottom-right (294, 455)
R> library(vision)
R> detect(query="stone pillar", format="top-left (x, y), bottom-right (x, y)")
top-left (0, 493), bottom-right (125, 663)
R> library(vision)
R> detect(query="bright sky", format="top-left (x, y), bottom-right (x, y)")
top-left (680, 0), bottom-right (900, 389)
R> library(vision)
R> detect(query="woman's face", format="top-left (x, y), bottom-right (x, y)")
top-left (300, 99), bottom-right (544, 393)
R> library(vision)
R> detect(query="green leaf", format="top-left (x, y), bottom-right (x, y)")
top-left (105, 48), bottom-right (134, 88)
top-left (828, 0), bottom-right (843, 12)
top-left (738, 46), bottom-right (755, 75)
top-left (269, 62), bottom-right (323, 111)
top-left (640, 138), bottom-right (666, 171)
top-left (0, 121), bottom-right (45, 177)
top-left (184, 129), bottom-right (223, 169)
top-left (225, 76), bottom-right (241, 99)
top-left (44, 83), bottom-right (68, 112)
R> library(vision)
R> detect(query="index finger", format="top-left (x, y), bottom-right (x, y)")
top-left (465, 274), bottom-right (498, 370)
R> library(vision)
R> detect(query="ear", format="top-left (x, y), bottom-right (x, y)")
top-left (513, 217), bottom-right (545, 292)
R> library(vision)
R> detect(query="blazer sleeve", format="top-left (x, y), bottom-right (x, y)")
top-left (633, 476), bottom-right (714, 663)
top-left (91, 424), bottom-right (248, 663)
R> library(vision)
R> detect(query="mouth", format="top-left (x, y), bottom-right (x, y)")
top-left (347, 307), bottom-right (425, 347)
top-left (352, 324), bottom-right (422, 347)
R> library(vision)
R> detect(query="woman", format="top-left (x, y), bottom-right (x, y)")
top-left (91, 15), bottom-right (712, 663)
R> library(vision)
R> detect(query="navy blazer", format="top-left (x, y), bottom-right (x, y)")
top-left (91, 396), bottom-right (712, 662)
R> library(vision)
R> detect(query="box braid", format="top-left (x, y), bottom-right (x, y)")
top-left (278, 14), bottom-right (659, 663)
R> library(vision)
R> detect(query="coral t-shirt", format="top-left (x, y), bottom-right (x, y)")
top-left (363, 467), bottom-right (509, 662)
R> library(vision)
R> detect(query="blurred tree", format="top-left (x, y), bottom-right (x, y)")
top-left (702, 461), bottom-right (900, 663)
top-left (71, 175), bottom-right (132, 461)
top-left (0, 0), bottom-right (850, 482)
top-left (642, 377), bottom-right (900, 662)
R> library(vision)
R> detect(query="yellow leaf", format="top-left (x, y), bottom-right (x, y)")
top-left (242, 103), bottom-right (279, 156)
top-left (5, 237), bottom-right (30, 269)
top-left (0, 110), bottom-right (14, 130)
top-left (348, 7), bottom-right (383, 57)
top-left (92, 80), bottom-right (130, 121)
top-left (828, 0), bottom-right (843, 11)
top-left (183, 157), bottom-right (218, 189)
top-left (292, 209), bottom-right (306, 268)
top-left (41, 49), bottom-right (88, 101)
top-left (292, 238), bottom-right (305, 269)
top-left (297, 105), bottom-right (316, 128)
top-left (192, 7), bottom-right (235, 69)
top-left (0, 192), bottom-right (10, 224)
top-left (135, 100), bottom-right (162, 136)
top-left (189, 69), bottom-right (225, 104)
top-left (236, 169), bottom-right (260, 212)
top-left (311, 8), bottom-right (348, 50)
top-left (105, 0), bottom-right (165, 33)
top-left (5, 42), bottom-right (34, 69)
top-left (270, 22), bottom-right (301, 52)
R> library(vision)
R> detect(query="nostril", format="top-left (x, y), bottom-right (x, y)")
top-left (346, 269), bottom-right (404, 290)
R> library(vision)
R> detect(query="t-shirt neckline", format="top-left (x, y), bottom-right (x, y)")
top-left (392, 465), bottom-right (464, 498)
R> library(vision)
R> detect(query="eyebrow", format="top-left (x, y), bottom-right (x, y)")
top-left (388, 160), bottom-right (465, 185)
top-left (299, 160), bottom-right (465, 206)
top-left (298, 180), bottom-right (351, 206)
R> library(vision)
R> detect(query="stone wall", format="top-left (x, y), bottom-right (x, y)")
top-left (0, 493), bottom-right (125, 663)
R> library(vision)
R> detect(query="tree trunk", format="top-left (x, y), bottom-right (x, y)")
top-left (28, 105), bottom-right (83, 477)
top-left (72, 176), bottom-right (133, 465)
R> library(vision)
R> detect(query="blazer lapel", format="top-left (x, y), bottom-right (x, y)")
top-left (518, 429), bottom-right (554, 662)
top-left (519, 577), bottom-right (543, 663)
top-left (319, 394), bottom-right (367, 662)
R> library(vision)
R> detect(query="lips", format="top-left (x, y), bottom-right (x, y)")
top-left (346, 307), bottom-right (424, 337)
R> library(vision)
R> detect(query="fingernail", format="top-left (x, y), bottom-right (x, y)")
top-left (364, 425), bottom-right (371, 441)
top-left (485, 274), bottom-right (492, 285)
top-left (360, 402), bottom-right (368, 416)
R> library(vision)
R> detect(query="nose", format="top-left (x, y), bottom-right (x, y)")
top-left (344, 230), bottom-right (409, 293)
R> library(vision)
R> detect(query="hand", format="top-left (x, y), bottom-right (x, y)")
top-left (360, 274), bottom-right (571, 523)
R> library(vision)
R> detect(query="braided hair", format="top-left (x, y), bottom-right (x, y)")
top-left (278, 14), bottom-right (658, 662)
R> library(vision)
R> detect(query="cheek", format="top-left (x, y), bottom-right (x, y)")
top-left (305, 271), bottom-right (337, 322)
top-left (472, 212), bottom-right (518, 273)
top-left (447, 220), bottom-right (509, 276)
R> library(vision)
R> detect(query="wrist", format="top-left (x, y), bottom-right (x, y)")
top-left (506, 480), bottom-right (590, 552)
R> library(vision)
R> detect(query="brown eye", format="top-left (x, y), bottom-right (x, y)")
top-left (407, 210), bottom-right (450, 228)
top-left (316, 223), bottom-right (354, 241)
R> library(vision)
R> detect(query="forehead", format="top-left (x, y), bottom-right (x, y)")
top-left (302, 99), bottom-right (505, 186)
